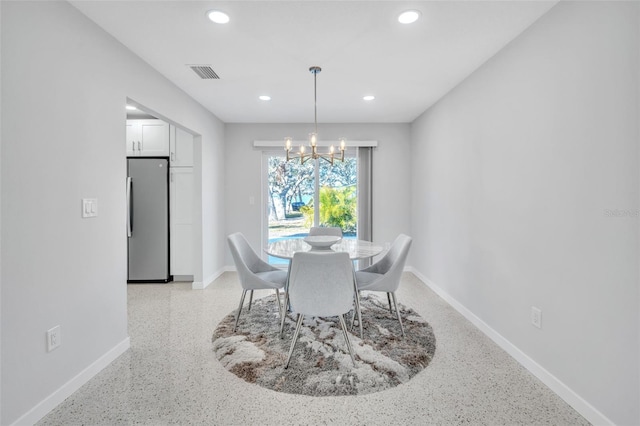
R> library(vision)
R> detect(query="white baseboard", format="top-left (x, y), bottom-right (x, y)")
top-left (406, 267), bottom-right (613, 426)
top-left (12, 337), bottom-right (130, 426)
top-left (172, 275), bottom-right (194, 282)
top-left (192, 267), bottom-right (226, 290)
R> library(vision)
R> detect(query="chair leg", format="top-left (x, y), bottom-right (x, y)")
top-left (390, 292), bottom-right (405, 337)
top-left (247, 290), bottom-right (254, 311)
top-left (279, 291), bottom-right (289, 339)
top-left (233, 289), bottom-right (247, 332)
top-left (285, 314), bottom-right (304, 368)
top-left (338, 314), bottom-right (356, 366)
top-left (387, 292), bottom-right (393, 314)
top-left (274, 288), bottom-right (283, 321)
top-left (353, 290), bottom-right (363, 339)
top-left (350, 293), bottom-right (356, 331)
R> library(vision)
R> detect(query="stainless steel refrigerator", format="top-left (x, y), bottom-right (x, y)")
top-left (127, 158), bottom-right (170, 282)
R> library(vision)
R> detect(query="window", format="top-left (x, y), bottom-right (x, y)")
top-left (265, 154), bottom-right (358, 263)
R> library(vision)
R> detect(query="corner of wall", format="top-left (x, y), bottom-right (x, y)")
top-left (10, 338), bottom-right (130, 426)
top-left (192, 267), bottom-right (228, 290)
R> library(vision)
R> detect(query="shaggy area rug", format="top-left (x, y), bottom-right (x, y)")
top-left (211, 293), bottom-right (436, 396)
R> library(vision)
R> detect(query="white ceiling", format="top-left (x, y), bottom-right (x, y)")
top-left (70, 1), bottom-right (557, 124)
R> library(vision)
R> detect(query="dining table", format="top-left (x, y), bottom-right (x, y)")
top-left (265, 237), bottom-right (385, 261)
top-left (266, 236), bottom-right (385, 339)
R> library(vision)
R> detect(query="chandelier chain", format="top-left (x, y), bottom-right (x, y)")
top-left (313, 66), bottom-right (319, 134)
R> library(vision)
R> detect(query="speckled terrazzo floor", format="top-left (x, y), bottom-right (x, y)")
top-left (37, 272), bottom-right (589, 426)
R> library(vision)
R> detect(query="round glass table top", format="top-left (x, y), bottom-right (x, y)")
top-left (265, 238), bottom-right (384, 260)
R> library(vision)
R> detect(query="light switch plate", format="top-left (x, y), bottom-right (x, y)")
top-left (82, 198), bottom-right (98, 218)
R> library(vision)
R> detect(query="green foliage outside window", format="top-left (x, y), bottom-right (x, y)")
top-left (300, 186), bottom-right (357, 232)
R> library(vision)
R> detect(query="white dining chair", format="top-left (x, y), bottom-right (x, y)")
top-left (284, 251), bottom-right (357, 368)
top-left (308, 226), bottom-right (343, 237)
top-left (354, 234), bottom-right (412, 337)
top-left (227, 232), bottom-right (287, 332)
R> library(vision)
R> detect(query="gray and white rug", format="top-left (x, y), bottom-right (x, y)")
top-left (211, 293), bottom-right (436, 396)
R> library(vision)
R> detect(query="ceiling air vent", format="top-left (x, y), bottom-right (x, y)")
top-left (188, 65), bottom-right (220, 79)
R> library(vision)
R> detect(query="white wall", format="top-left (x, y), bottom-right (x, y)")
top-left (0, 2), bottom-right (225, 424)
top-left (199, 128), bottom-right (227, 288)
top-left (224, 123), bottom-right (411, 263)
top-left (410, 2), bottom-right (639, 425)
top-left (0, 2), bottom-right (3, 423)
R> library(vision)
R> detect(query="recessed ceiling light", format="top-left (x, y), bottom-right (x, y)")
top-left (363, 95), bottom-right (375, 101)
top-left (259, 95), bottom-right (271, 101)
top-left (126, 105), bottom-right (137, 111)
top-left (398, 10), bottom-right (421, 24)
top-left (207, 10), bottom-right (230, 24)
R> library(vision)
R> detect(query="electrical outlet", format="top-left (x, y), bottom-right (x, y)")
top-left (531, 307), bottom-right (542, 329)
top-left (47, 325), bottom-right (61, 352)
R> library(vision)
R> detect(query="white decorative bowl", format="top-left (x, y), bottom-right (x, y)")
top-left (303, 235), bottom-right (342, 249)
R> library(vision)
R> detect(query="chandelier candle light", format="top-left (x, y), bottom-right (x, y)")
top-left (285, 66), bottom-right (346, 165)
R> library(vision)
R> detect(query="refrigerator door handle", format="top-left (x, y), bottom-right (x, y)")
top-left (126, 177), bottom-right (133, 237)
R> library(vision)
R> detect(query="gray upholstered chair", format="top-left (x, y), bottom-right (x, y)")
top-left (284, 251), bottom-right (357, 368)
top-left (227, 232), bottom-right (287, 332)
top-left (354, 234), bottom-right (412, 337)
top-left (308, 226), bottom-right (343, 237)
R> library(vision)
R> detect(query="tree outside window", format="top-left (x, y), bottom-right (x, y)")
top-left (267, 155), bottom-right (357, 240)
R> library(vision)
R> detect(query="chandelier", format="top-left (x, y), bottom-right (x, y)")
top-left (285, 66), bottom-right (346, 165)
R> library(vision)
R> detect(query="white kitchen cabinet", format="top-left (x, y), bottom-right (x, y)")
top-left (125, 121), bottom-right (137, 156)
top-left (169, 125), bottom-right (194, 167)
top-left (170, 167), bottom-right (193, 278)
top-left (126, 119), bottom-right (170, 157)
